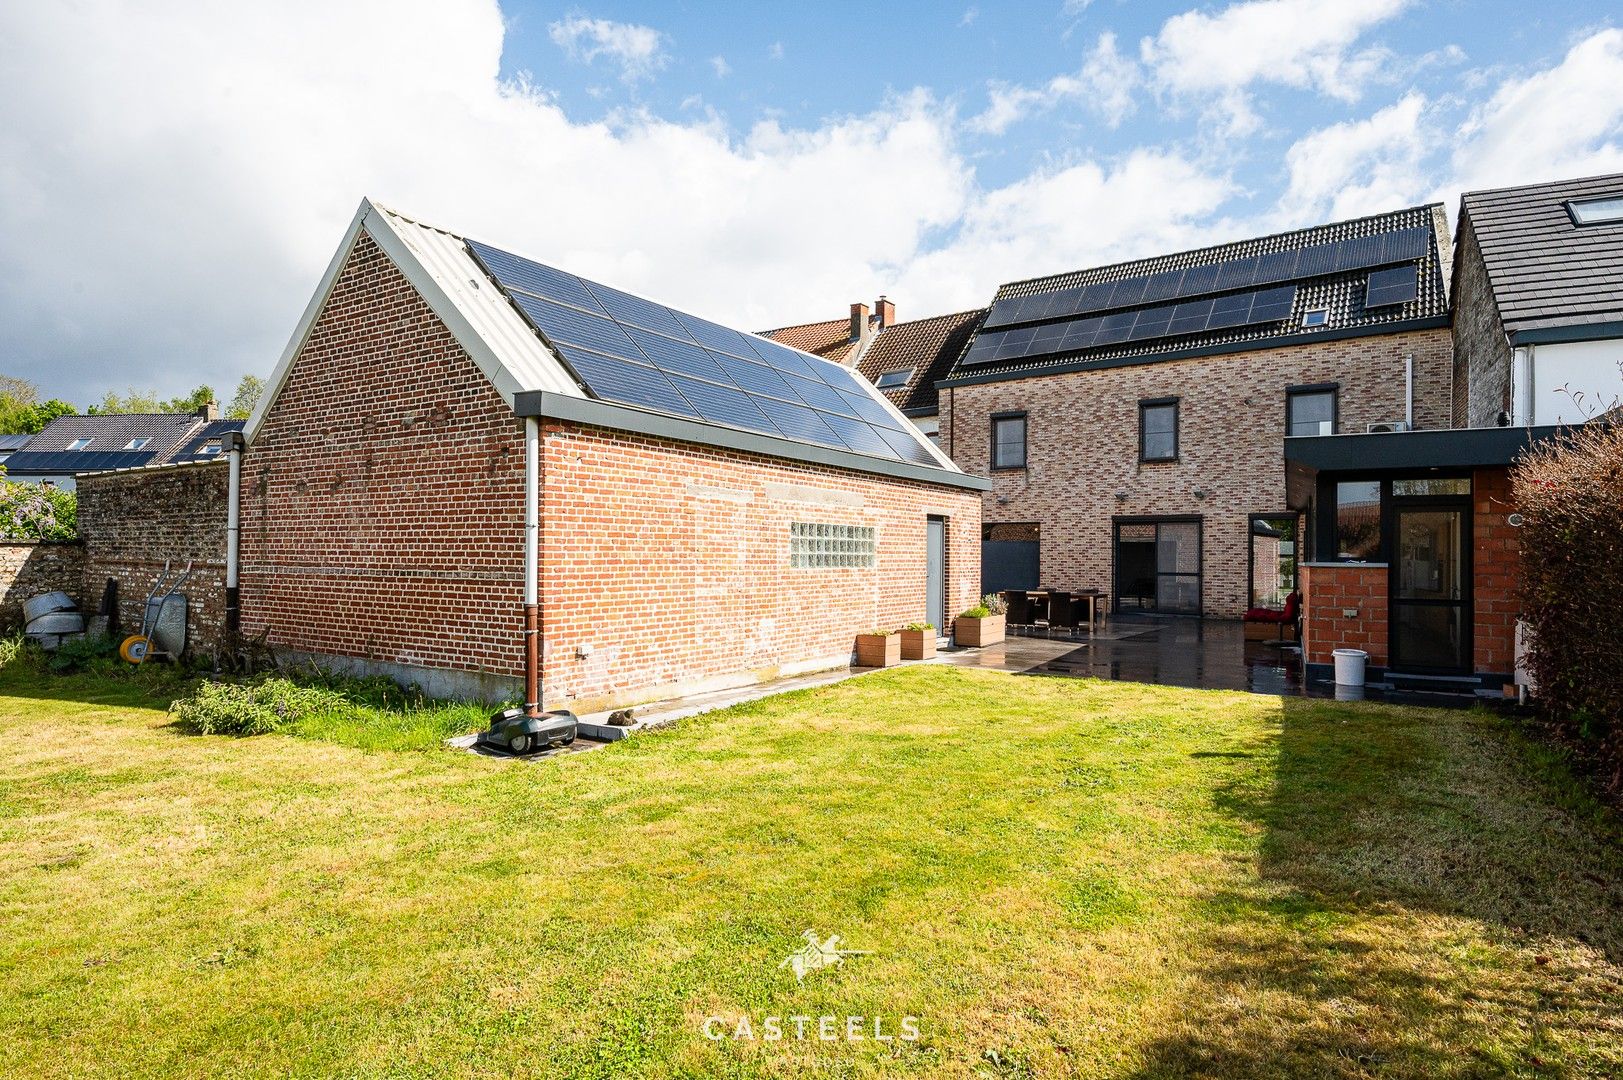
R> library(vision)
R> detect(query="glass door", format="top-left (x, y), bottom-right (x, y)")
top-left (1113, 519), bottom-right (1202, 615)
top-left (1389, 503), bottom-right (1470, 673)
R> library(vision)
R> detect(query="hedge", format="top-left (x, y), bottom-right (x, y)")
top-left (1511, 420), bottom-right (1623, 792)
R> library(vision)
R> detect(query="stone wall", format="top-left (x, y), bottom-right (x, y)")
top-left (75, 462), bottom-right (230, 657)
top-left (1451, 213), bottom-right (1512, 427)
top-left (0, 542), bottom-right (86, 629)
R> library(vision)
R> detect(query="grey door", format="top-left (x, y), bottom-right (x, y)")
top-left (926, 517), bottom-right (946, 632)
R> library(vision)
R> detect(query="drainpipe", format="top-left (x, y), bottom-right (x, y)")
top-left (223, 432), bottom-right (244, 638)
top-left (523, 416), bottom-right (541, 716)
top-left (1404, 354), bottom-right (1414, 429)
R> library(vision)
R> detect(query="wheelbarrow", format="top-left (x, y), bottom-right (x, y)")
top-left (120, 561), bottom-right (195, 664)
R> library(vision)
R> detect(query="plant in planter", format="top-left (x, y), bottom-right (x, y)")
top-left (854, 629), bottom-right (901, 668)
top-left (900, 621), bottom-right (937, 660)
top-left (954, 593), bottom-right (1007, 648)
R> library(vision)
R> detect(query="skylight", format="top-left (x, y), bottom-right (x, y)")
top-left (1301, 309), bottom-right (1329, 328)
top-left (66, 437), bottom-right (92, 451)
top-left (1567, 196), bottom-right (1623, 226)
top-left (875, 368), bottom-right (913, 388)
top-left (200, 442), bottom-right (222, 456)
top-left (123, 437), bottom-right (151, 450)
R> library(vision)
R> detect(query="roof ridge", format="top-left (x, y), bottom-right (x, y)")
top-left (1462, 171), bottom-right (1623, 200)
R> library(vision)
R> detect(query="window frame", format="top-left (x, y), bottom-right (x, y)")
top-left (1301, 308), bottom-right (1329, 328)
top-left (1565, 196), bottom-right (1623, 227)
top-left (874, 368), bottom-right (913, 389)
top-left (1286, 382), bottom-right (1339, 438)
top-left (65, 437), bottom-right (93, 451)
top-left (1138, 397), bottom-right (1179, 463)
top-left (989, 411), bottom-right (1028, 471)
top-left (123, 437), bottom-right (152, 451)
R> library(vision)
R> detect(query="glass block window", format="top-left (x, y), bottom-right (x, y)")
top-left (790, 522), bottom-right (876, 569)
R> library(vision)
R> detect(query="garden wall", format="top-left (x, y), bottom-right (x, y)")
top-left (75, 462), bottom-right (231, 658)
top-left (0, 542), bottom-right (86, 628)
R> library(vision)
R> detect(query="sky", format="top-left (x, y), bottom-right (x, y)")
top-left (2, 0), bottom-right (1621, 405)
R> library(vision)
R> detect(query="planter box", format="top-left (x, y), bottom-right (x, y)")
top-left (855, 633), bottom-right (902, 667)
top-left (899, 629), bottom-right (937, 660)
top-left (955, 613), bottom-right (1005, 648)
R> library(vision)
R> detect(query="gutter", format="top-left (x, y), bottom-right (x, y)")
top-left (522, 417), bottom-right (541, 716)
top-left (222, 432), bottom-right (245, 637)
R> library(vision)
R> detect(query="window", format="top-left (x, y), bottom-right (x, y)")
top-left (1393, 477), bottom-right (1470, 496)
top-left (874, 368), bottom-right (913, 389)
top-left (1249, 514), bottom-right (1298, 609)
top-left (1335, 481), bottom-right (1382, 561)
top-left (123, 437), bottom-right (151, 450)
top-left (66, 437), bottom-right (92, 451)
top-left (990, 412), bottom-right (1027, 470)
top-left (199, 441), bottom-right (223, 456)
top-left (789, 522), bottom-right (876, 569)
top-left (1301, 308), bottom-right (1329, 328)
top-left (1139, 399), bottom-right (1178, 462)
top-left (1567, 196), bottom-right (1623, 226)
top-left (1287, 385), bottom-right (1337, 437)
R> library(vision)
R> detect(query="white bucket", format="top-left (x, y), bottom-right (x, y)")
top-left (1332, 648), bottom-right (1368, 686)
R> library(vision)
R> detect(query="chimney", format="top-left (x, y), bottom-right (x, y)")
top-left (875, 296), bottom-right (896, 328)
top-left (195, 401), bottom-right (219, 422)
top-left (849, 302), bottom-right (871, 345)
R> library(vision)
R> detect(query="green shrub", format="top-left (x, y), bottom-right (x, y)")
top-left (981, 592), bottom-right (1008, 616)
top-left (0, 475), bottom-right (76, 541)
top-left (171, 677), bottom-right (339, 736)
top-left (960, 605), bottom-right (991, 619)
top-left (46, 633), bottom-right (118, 673)
top-left (903, 621), bottom-right (935, 632)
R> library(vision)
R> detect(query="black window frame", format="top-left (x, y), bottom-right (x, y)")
top-left (1138, 397), bottom-right (1179, 463)
top-left (990, 411), bottom-right (1028, 471)
top-left (1286, 382), bottom-right (1339, 438)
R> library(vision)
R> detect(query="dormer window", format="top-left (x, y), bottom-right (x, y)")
top-left (1566, 196), bottom-right (1623, 226)
top-left (66, 438), bottom-right (92, 451)
top-left (123, 437), bottom-right (151, 450)
top-left (875, 368), bottom-right (913, 389)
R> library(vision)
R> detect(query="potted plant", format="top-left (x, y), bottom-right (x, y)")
top-left (854, 629), bottom-right (901, 668)
top-left (954, 593), bottom-right (1007, 648)
top-left (900, 621), bottom-right (937, 660)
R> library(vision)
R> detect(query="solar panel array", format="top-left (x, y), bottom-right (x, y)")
top-left (984, 226), bottom-right (1431, 331)
top-left (467, 240), bottom-right (938, 466)
top-left (962, 285), bottom-right (1297, 367)
top-left (1364, 265), bottom-right (1419, 308)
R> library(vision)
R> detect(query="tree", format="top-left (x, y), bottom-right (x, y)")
top-left (0, 377), bottom-right (77, 435)
top-left (226, 374), bottom-right (266, 420)
top-left (88, 384), bottom-right (216, 415)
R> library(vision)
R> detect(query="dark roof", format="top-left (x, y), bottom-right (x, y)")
top-left (0, 434), bottom-right (30, 452)
top-left (165, 419), bottom-right (246, 463)
top-left (1459, 172), bottom-right (1623, 340)
top-left (943, 203), bottom-right (1451, 386)
top-left (1285, 424), bottom-right (1565, 472)
top-left (2, 413), bottom-right (207, 477)
top-left (856, 309), bottom-right (986, 414)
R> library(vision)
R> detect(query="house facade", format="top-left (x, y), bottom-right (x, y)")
top-left (934, 204), bottom-right (1454, 619)
top-left (235, 200), bottom-right (985, 711)
top-left (855, 308), bottom-right (986, 445)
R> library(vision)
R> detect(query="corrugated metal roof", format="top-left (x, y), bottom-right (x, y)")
top-left (857, 310), bottom-right (986, 413)
top-left (1460, 172), bottom-right (1623, 335)
top-left (943, 203), bottom-right (1450, 383)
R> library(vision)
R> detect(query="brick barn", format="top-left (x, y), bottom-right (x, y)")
top-left (230, 199), bottom-right (987, 712)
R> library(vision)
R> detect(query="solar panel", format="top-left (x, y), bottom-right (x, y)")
top-left (1365, 266), bottom-right (1419, 308)
top-left (467, 239), bottom-right (937, 465)
top-left (980, 225), bottom-right (1431, 331)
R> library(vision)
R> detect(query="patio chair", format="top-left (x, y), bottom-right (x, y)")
top-left (1047, 592), bottom-right (1079, 630)
top-left (1004, 591), bottom-right (1034, 626)
top-left (1243, 591), bottom-right (1300, 641)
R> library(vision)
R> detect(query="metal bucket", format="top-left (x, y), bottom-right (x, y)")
top-left (23, 591), bottom-right (76, 623)
top-left (26, 611), bottom-right (86, 636)
top-left (26, 630), bottom-right (84, 651)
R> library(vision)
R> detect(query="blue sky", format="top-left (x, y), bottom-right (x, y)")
top-left (2, 1), bottom-right (1621, 404)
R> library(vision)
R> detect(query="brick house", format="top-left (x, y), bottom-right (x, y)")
top-left (855, 308), bottom-right (986, 445)
top-left (1284, 173), bottom-right (1623, 690)
top-left (2, 407), bottom-right (241, 491)
top-left (231, 199), bottom-right (986, 711)
top-left (760, 297), bottom-right (897, 367)
top-left (934, 204), bottom-right (1454, 618)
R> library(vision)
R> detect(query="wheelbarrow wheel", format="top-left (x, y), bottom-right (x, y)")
top-left (119, 635), bottom-right (151, 664)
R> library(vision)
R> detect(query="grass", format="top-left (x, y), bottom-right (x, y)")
top-left (1, 659), bottom-right (1620, 1078)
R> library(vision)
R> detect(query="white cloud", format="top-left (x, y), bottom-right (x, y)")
top-left (967, 33), bottom-right (1139, 135)
top-left (548, 15), bottom-right (668, 83)
top-left (1447, 28), bottom-right (1623, 195)
top-left (709, 55), bottom-right (731, 79)
top-left (1141, 0), bottom-right (1411, 133)
top-left (768, 41), bottom-right (784, 60)
top-left (1279, 92), bottom-right (1429, 223)
top-left (959, 7), bottom-right (979, 28)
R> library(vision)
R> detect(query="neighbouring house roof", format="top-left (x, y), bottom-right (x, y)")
top-left (166, 419), bottom-right (247, 463)
top-left (0, 434), bottom-right (30, 454)
top-left (942, 203), bottom-right (1451, 387)
top-left (249, 199), bottom-right (970, 486)
top-left (1, 412), bottom-right (210, 478)
top-left (856, 309), bottom-right (986, 415)
top-left (1459, 172), bottom-right (1623, 343)
top-left (758, 315), bottom-right (876, 366)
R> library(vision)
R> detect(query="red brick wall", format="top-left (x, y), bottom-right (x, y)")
top-left (1472, 466), bottom-right (1519, 673)
top-left (1300, 562), bottom-right (1389, 666)
top-left (939, 327), bottom-right (1451, 617)
top-left (539, 423), bottom-right (980, 709)
top-left (240, 231), bottom-right (529, 678)
top-left (240, 229), bottom-right (982, 706)
top-left (76, 463), bottom-right (230, 656)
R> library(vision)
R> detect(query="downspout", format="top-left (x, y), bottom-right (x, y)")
top-left (223, 432), bottom-right (244, 638)
top-left (523, 416), bottom-right (542, 716)
top-left (1404, 354), bottom-right (1414, 429)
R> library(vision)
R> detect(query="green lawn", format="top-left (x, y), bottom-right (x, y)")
top-left (1, 663), bottom-right (1620, 1078)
